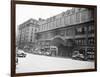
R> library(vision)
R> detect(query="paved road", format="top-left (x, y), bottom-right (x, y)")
top-left (16, 53), bottom-right (94, 73)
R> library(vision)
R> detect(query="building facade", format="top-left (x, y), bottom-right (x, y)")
top-left (17, 8), bottom-right (96, 60)
top-left (18, 18), bottom-right (39, 49)
top-left (35, 8), bottom-right (95, 60)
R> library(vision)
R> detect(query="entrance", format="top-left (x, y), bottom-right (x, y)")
top-left (50, 37), bottom-right (74, 57)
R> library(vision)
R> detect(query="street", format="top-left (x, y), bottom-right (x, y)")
top-left (16, 53), bottom-right (94, 73)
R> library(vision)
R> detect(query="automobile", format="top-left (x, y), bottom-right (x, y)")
top-left (33, 51), bottom-right (38, 54)
top-left (72, 50), bottom-right (84, 60)
top-left (17, 49), bottom-right (26, 57)
top-left (38, 51), bottom-right (42, 55)
top-left (23, 45), bottom-right (30, 52)
top-left (44, 51), bottom-right (51, 56)
top-left (34, 48), bottom-right (40, 54)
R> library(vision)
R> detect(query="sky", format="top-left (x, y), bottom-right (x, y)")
top-left (16, 4), bottom-right (72, 29)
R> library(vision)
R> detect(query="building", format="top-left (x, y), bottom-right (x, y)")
top-left (17, 8), bottom-right (96, 60)
top-left (35, 8), bottom-right (95, 60)
top-left (18, 18), bottom-right (39, 49)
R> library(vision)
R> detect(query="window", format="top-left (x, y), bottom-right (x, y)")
top-left (45, 24), bottom-right (47, 31)
top-left (70, 14), bottom-right (75, 25)
top-left (67, 16), bottom-right (70, 25)
top-left (60, 30), bottom-right (65, 36)
top-left (75, 38), bottom-right (86, 45)
top-left (81, 38), bottom-right (86, 45)
top-left (47, 23), bottom-right (49, 30)
top-left (88, 37), bottom-right (95, 45)
top-left (54, 20), bottom-right (56, 28)
top-left (88, 25), bottom-right (94, 33)
top-left (64, 16), bottom-right (71, 25)
top-left (76, 13), bottom-right (80, 23)
top-left (81, 26), bottom-right (86, 34)
top-left (75, 27), bottom-right (82, 35)
top-left (75, 26), bottom-right (87, 35)
top-left (60, 17), bottom-right (65, 26)
top-left (66, 28), bottom-right (73, 36)
top-left (53, 30), bottom-right (60, 36)
top-left (51, 22), bottom-right (54, 29)
top-left (40, 25), bottom-right (42, 31)
top-left (49, 22), bottom-right (52, 29)
top-left (71, 8), bottom-right (75, 14)
top-left (81, 11), bottom-right (86, 22)
top-left (48, 23), bottom-right (51, 30)
top-left (48, 23), bottom-right (50, 30)
top-left (56, 19), bottom-right (60, 27)
top-left (64, 16), bottom-right (68, 25)
top-left (56, 20), bottom-right (58, 27)
top-left (42, 25), bottom-right (44, 31)
top-left (88, 10), bottom-right (94, 20)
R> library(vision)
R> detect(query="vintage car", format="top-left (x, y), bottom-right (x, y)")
top-left (43, 51), bottom-right (51, 56)
top-left (17, 49), bottom-right (26, 57)
top-left (72, 50), bottom-right (84, 60)
top-left (23, 45), bottom-right (30, 52)
top-left (34, 48), bottom-right (41, 54)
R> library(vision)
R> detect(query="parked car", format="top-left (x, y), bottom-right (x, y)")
top-left (34, 48), bottom-right (39, 54)
top-left (44, 51), bottom-right (51, 56)
top-left (72, 50), bottom-right (84, 60)
top-left (23, 45), bottom-right (30, 52)
top-left (17, 49), bottom-right (26, 57)
top-left (38, 51), bottom-right (42, 55)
